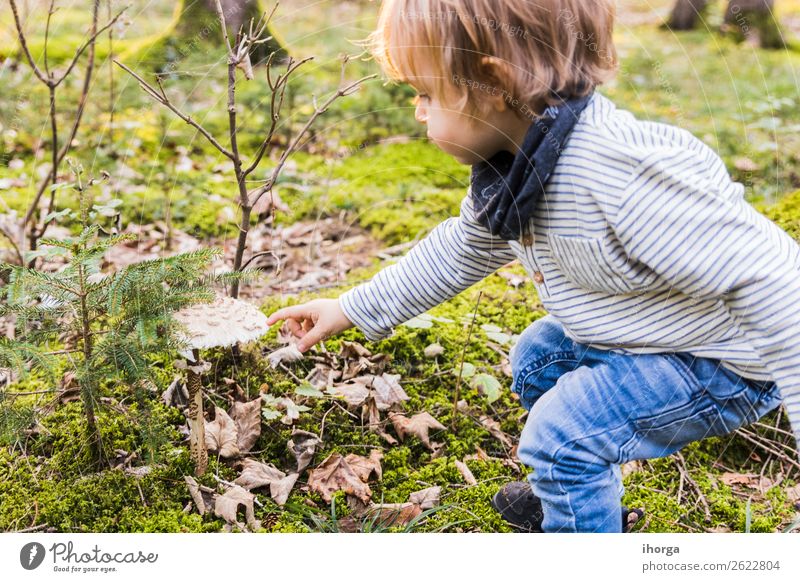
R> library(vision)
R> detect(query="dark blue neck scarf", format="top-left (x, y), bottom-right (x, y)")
top-left (469, 91), bottom-right (595, 243)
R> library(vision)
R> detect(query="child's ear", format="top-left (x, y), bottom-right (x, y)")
top-left (479, 56), bottom-right (513, 112)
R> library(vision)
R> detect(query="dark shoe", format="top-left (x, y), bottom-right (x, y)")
top-left (491, 481), bottom-right (645, 532)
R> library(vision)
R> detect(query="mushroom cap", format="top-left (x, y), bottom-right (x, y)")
top-left (172, 294), bottom-right (270, 359)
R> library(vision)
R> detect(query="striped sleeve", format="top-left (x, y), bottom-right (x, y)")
top-left (338, 192), bottom-right (517, 342)
top-left (611, 148), bottom-right (800, 457)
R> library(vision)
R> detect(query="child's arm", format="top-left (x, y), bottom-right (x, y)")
top-left (338, 192), bottom-right (517, 342)
top-left (609, 147), bottom-right (800, 458)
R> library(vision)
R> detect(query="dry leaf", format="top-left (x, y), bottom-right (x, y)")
top-left (389, 411), bottom-right (446, 450)
top-left (271, 473), bottom-right (300, 506)
top-left (205, 407), bottom-right (240, 458)
top-left (339, 340), bottom-right (372, 359)
top-left (305, 364), bottom-right (341, 389)
top-left (234, 459), bottom-right (299, 507)
top-left (423, 343), bottom-right (444, 358)
top-left (288, 430), bottom-right (321, 473)
top-left (409, 485), bottom-right (441, 510)
top-left (266, 344), bottom-right (304, 368)
top-left (235, 458), bottom-right (286, 490)
top-left (455, 460), bottom-right (477, 486)
top-left (329, 380), bottom-right (371, 407)
top-left (308, 452), bottom-right (373, 504)
top-left (230, 398), bottom-right (261, 453)
top-left (365, 502), bottom-right (422, 527)
top-left (344, 449), bottom-right (383, 482)
top-left (184, 475), bottom-right (216, 515)
top-left (479, 414), bottom-right (514, 449)
top-left (372, 373), bottom-right (409, 410)
top-left (785, 483), bottom-right (800, 504)
top-left (213, 485), bottom-right (260, 532)
top-left (720, 472), bottom-right (759, 486)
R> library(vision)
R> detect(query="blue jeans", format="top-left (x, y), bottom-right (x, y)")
top-left (510, 314), bottom-right (783, 533)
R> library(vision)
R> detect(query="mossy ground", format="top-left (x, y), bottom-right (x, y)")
top-left (2, 0), bottom-right (800, 533)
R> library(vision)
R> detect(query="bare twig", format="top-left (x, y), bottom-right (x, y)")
top-left (12, 0), bottom-right (128, 257)
top-left (113, 60), bottom-right (234, 159)
top-left (674, 452), bottom-right (712, 523)
top-left (249, 56), bottom-right (376, 208)
top-left (734, 427), bottom-right (800, 471)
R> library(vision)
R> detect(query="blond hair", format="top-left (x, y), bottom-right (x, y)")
top-left (358, 0), bottom-right (618, 122)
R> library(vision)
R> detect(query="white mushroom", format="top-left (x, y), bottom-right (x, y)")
top-left (172, 294), bottom-right (270, 476)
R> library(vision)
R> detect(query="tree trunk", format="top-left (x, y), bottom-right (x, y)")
top-left (723, 0), bottom-right (786, 48)
top-left (137, 0), bottom-right (287, 70)
top-left (668, 0), bottom-right (709, 30)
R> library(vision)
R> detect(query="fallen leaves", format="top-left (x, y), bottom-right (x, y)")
top-left (234, 458), bottom-right (300, 506)
top-left (307, 452), bottom-right (378, 504)
top-left (288, 430), bottom-right (321, 472)
top-left (454, 459), bottom-right (477, 486)
top-left (213, 485), bottom-right (261, 532)
top-left (389, 411), bottom-right (446, 450)
top-left (204, 407), bottom-right (240, 458)
top-left (230, 399), bottom-right (261, 453)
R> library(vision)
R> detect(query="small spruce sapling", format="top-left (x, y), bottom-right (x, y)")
top-left (0, 161), bottom-right (250, 468)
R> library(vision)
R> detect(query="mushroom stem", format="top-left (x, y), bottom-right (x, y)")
top-left (186, 349), bottom-right (208, 476)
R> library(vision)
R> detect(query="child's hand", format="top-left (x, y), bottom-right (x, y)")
top-left (266, 298), bottom-right (354, 353)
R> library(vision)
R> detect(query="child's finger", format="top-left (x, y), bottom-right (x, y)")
top-left (286, 318), bottom-right (305, 338)
top-left (297, 327), bottom-right (325, 353)
top-left (267, 305), bottom-right (307, 326)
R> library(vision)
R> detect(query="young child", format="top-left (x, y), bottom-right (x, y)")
top-left (266, 0), bottom-right (800, 532)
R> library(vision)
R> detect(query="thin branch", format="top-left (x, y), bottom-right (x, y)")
top-left (43, 0), bottom-right (56, 78)
top-left (52, 5), bottom-right (128, 88)
top-left (250, 62), bottom-right (376, 207)
top-left (8, 0), bottom-right (49, 84)
top-left (114, 60), bottom-right (234, 159)
top-left (213, 0), bottom-right (234, 57)
top-left (243, 55), bottom-right (314, 177)
top-left (0, 224), bottom-right (24, 265)
top-left (21, 0), bottom-right (110, 243)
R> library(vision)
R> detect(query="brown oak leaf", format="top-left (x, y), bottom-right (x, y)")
top-left (213, 484), bottom-right (260, 532)
top-left (329, 378), bottom-right (371, 407)
top-left (344, 449), bottom-right (383, 482)
top-left (234, 459), bottom-right (299, 506)
top-left (205, 406), bottom-right (240, 458)
top-left (409, 485), bottom-right (441, 510)
top-left (230, 398), bottom-right (262, 453)
top-left (287, 430), bottom-right (321, 473)
top-left (308, 452), bottom-right (373, 504)
top-left (371, 373), bottom-right (409, 410)
top-left (389, 411), bottom-right (446, 450)
top-left (365, 502), bottom-right (422, 527)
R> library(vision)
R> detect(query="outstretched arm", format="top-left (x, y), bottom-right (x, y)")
top-left (338, 192), bottom-right (517, 341)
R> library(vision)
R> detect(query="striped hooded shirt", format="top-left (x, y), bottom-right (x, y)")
top-left (338, 90), bottom-right (800, 451)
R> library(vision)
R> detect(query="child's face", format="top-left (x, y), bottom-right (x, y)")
top-left (411, 63), bottom-right (533, 165)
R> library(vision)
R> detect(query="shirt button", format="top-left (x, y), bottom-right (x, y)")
top-left (520, 232), bottom-right (534, 246)
top-left (533, 271), bottom-right (544, 284)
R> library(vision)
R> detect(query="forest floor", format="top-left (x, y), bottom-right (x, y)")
top-left (1, 0), bottom-right (800, 532)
